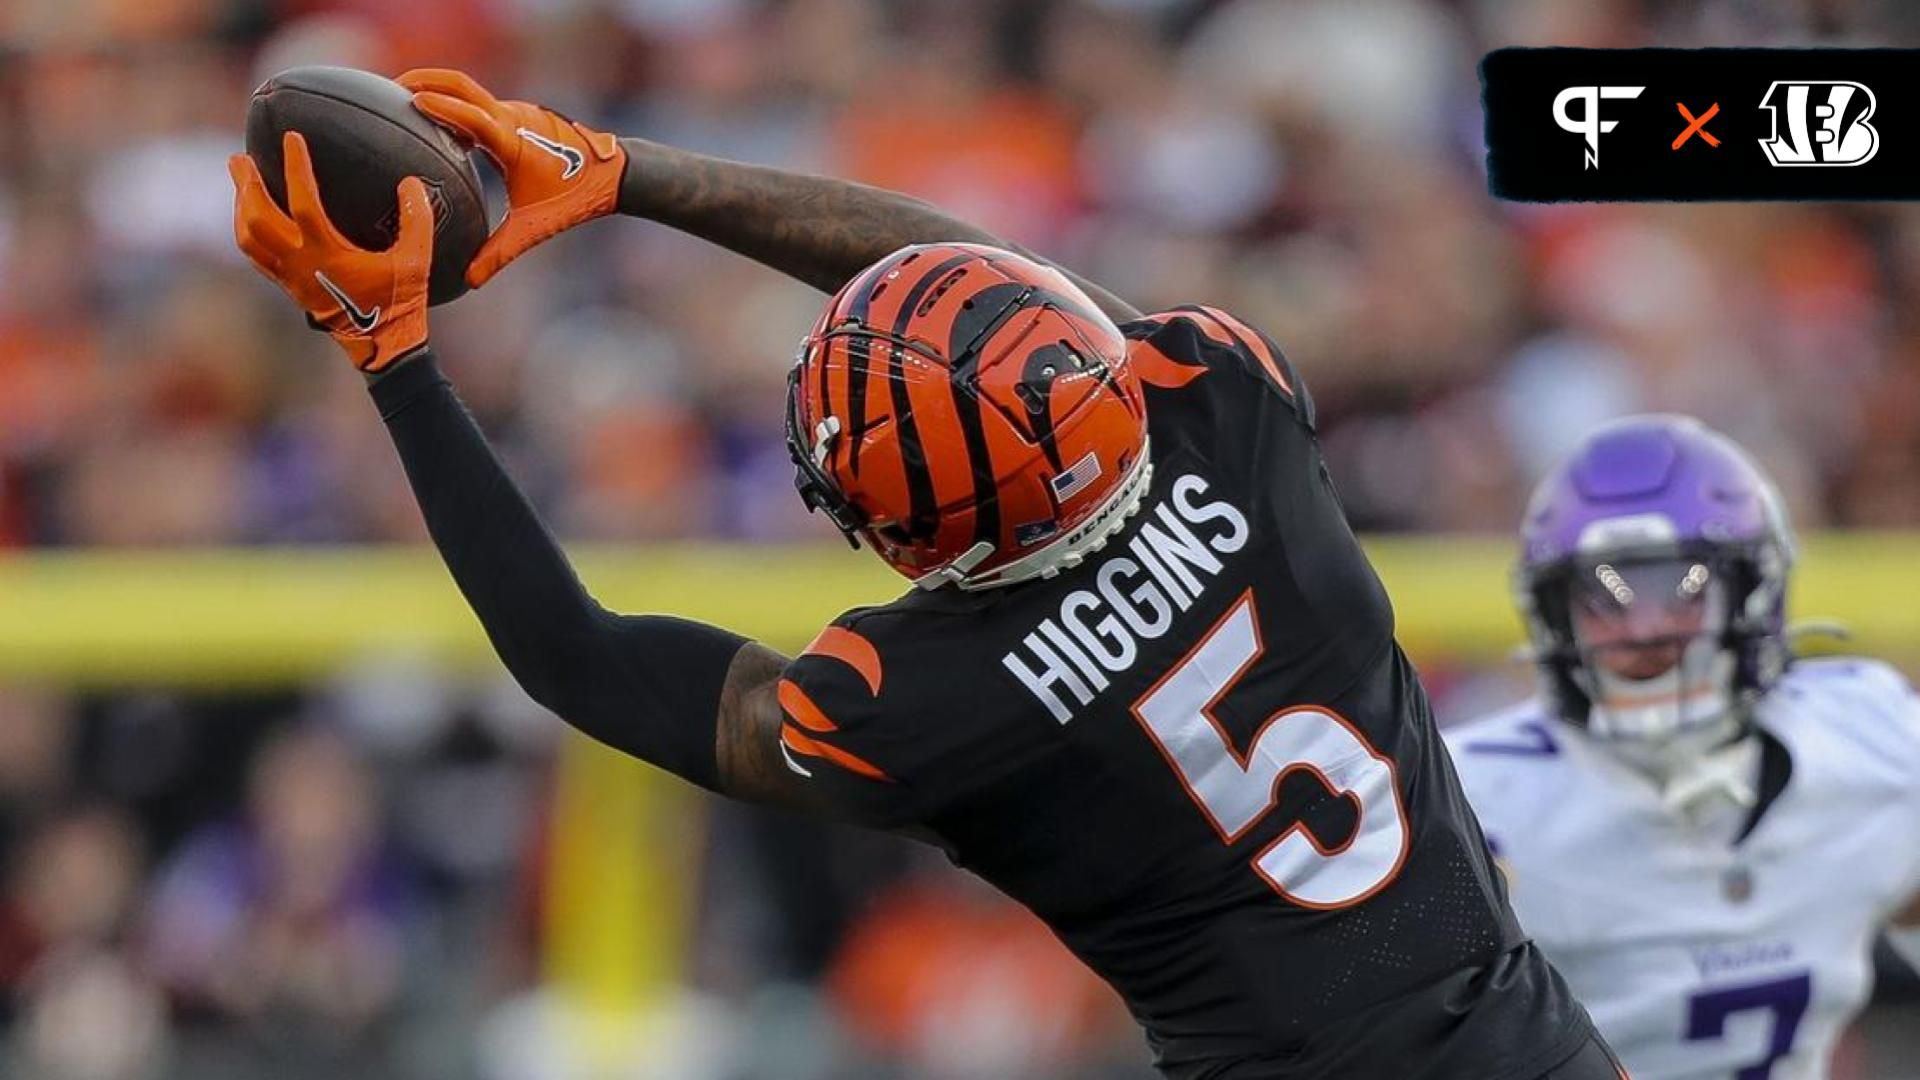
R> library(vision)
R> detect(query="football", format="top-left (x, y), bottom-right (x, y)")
top-left (245, 66), bottom-right (488, 306)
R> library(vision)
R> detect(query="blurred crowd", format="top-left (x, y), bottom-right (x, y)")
top-left (8, 0), bottom-right (1920, 552)
top-left (0, 672), bottom-right (1163, 1080)
top-left (5, 0), bottom-right (1920, 1077)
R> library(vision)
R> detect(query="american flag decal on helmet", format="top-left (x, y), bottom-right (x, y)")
top-left (1050, 451), bottom-right (1103, 503)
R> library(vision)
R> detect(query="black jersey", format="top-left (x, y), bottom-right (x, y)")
top-left (777, 307), bottom-right (1594, 1078)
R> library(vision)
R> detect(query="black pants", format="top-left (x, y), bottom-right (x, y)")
top-left (1538, 1033), bottom-right (1628, 1079)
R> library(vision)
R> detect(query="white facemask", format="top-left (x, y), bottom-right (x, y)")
top-left (1569, 562), bottom-right (1756, 818)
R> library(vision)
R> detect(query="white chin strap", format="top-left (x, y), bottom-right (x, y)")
top-left (912, 442), bottom-right (1153, 593)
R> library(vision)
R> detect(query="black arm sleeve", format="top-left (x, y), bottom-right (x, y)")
top-left (370, 350), bottom-right (746, 791)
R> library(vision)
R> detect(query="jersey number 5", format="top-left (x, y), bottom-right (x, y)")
top-left (1132, 590), bottom-right (1410, 909)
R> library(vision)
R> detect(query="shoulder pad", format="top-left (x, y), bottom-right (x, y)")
top-left (777, 620), bottom-right (919, 825)
top-left (1126, 306), bottom-right (1313, 424)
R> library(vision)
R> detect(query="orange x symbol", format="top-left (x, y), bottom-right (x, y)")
top-left (1673, 102), bottom-right (1721, 149)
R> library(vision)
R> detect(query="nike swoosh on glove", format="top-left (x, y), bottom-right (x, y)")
top-left (400, 68), bottom-right (626, 288)
top-left (230, 131), bottom-right (433, 373)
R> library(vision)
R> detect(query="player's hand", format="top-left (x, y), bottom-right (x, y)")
top-left (399, 68), bottom-right (626, 288)
top-left (229, 132), bottom-right (432, 373)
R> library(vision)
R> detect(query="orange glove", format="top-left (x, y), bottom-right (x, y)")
top-left (230, 132), bottom-right (433, 373)
top-left (399, 68), bottom-right (627, 288)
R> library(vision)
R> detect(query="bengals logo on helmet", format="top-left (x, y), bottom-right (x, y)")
top-left (785, 243), bottom-right (1151, 591)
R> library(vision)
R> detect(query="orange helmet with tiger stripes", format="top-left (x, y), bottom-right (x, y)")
top-left (785, 243), bottom-right (1151, 591)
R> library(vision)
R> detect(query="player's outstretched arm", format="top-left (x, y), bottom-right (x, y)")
top-left (615, 141), bottom-right (1141, 322)
top-left (369, 353), bottom-right (834, 813)
top-left (396, 67), bottom-right (1137, 323)
top-left (230, 133), bottom-right (825, 813)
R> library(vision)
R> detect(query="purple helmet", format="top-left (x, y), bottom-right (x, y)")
top-left (1517, 415), bottom-right (1795, 737)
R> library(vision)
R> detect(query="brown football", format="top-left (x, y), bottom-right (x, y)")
top-left (245, 66), bottom-right (488, 306)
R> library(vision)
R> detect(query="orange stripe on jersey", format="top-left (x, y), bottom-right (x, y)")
top-left (777, 678), bottom-right (840, 733)
top-left (802, 626), bottom-right (884, 695)
top-left (1128, 339), bottom-right (1208, 389)
top-left (1170, 307), bottom-right (1241, 351)
top-left (1198, 306), bottom-right (1292, 394)
top-left (781, 723), bottom-right (893, 781)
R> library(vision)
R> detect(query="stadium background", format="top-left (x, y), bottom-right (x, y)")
top-left (1, 0), bottom-right (1918, 1077)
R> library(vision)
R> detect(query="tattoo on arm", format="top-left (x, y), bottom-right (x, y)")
top-left (618, 139), bottom-right (1140, 324)
top-left (712, 641), bottom-right (817, 809)
top-left (713, 640), bottom-right (950, 848)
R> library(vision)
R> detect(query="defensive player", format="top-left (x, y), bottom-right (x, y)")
top-left (227, 70), bottom-right (1623, 1078)
top-left (1447, 416), bottom-right (1920, 1080)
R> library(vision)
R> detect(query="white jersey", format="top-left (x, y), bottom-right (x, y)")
top-left (1446, 658), bottom-right (1920, 1080)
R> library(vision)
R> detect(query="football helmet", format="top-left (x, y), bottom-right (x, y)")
top-left (1516, 415), bottom-right (1795, 786)
top-left (786, 243), bottom-right (1150, 590)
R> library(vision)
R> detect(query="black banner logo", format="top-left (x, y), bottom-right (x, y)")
top-left (1484, 48), bottom-right (1917, 200)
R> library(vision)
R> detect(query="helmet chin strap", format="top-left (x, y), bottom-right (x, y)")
top-left (911, 541), bottom-right (995, 591)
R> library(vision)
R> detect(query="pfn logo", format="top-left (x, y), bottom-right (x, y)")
top-left (1554, 85), bottom-right (1645, 169)
top-left (1758, 81), bottom-right (1879, 166)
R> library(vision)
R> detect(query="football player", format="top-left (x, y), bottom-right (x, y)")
top-left (1446, 415), bottom-right (1920, 1080)
top-left (226, 70), bottom-right (1625, 1078)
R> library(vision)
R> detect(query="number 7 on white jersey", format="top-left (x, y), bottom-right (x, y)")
top-left (1132, 590), bottom-right (1410, 909)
